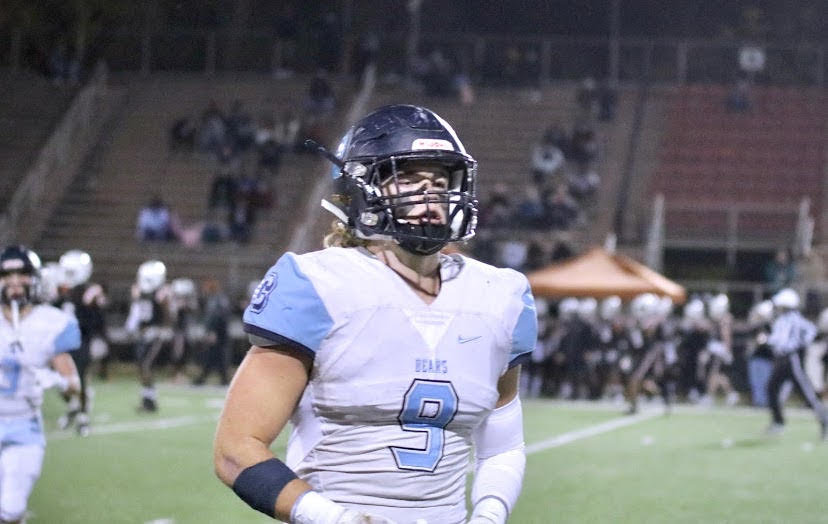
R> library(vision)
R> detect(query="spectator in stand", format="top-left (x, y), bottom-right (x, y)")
top-left (169, 117), bottom-right (196, 153)
top-left (136, 196), bottom-right (175, 242)
top-left (569, 124), bottom-right (598, 175)
top-left (726, 77), bottom-right (752, 113)
top-left (513, 186), bottom-right (545, 229)
top-left (198, 100), bottom-right (227, 156)
top-left (226, 100), bottom-right (255, 153)
top-left (531, 126), bottom-right (567, 187)
top-left (209, 144), bottom-right (240, 212)
top-left (543, 184), bottom-right (580, 230)
top-left (597, 79), bottom-right (618, 122)
top-left (477, 184), bottom-right (512, 229)
top-left (254, 115), bottom-right (282, 179)
top-left (274, 110), bottom-right (302, 153)
top-left (764, 248), bottom-right (796, 294)
top-left (575, 77), bottom-right (599, 123)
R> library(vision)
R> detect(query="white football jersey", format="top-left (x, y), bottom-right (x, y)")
top-left (0, 304), bottom-right (80, 417)
top-left (244, 247), bottom-right (537, 524)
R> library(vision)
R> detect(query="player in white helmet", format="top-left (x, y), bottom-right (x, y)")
top-left (765, 288), bottom-right (828, 438)
top-left (125, 260), bottom-right (170, 412)
top-left (745, 300), bottom-right (775, 406)
top-left (168, 277), bottom-right (199, 383)
top-left (699, 293), bottom-right (739, 407)
top-left (55, 249), bottom-right (108, 436)
top-left (625, 293), bottom-right (676, 414)
top-left (596, 296), bottom-right (632, 402)
top-left (0, 245), bottom-right (81, 522)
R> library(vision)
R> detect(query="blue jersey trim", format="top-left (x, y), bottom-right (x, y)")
top-left (508, 352), bottom-right (531, 369)
top-left (510, 283), bottom-right (537, 362)
top-left (53, 319), bottom-right (81, 354)
top-left (242, 253), bottom-right (333, 355)
top-left (243, 323), bottom-right (316, 360)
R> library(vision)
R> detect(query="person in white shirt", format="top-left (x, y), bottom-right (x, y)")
top-left (214, 105), bottom-right (537, 524)
top-left (0, 245), bottom-right (81, 523)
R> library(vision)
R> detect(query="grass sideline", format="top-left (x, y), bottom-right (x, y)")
top-left (27, 378), bottom-right (828, 523)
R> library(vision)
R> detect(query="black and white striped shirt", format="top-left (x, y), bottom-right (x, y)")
top-left (768, 310), bottom-right (816, 356)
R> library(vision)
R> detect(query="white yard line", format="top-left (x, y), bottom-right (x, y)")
top-left (48, 414), bottom-right (219, 440)
top-left (526, 410), bottom-right (659, 455)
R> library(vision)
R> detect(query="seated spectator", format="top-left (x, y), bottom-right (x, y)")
top-left (170, 117), bottom-right (196, 153)
top-left (477, 184), bottom-right (512, 229)
top-left (513, 186), bottom-right (545, 229)
top-left (226, 100), bottom-right (255, 152)
top-left (597, 80), bottom-right (618, 122)
top-left (569, 124), bottom-right (598, 172)
top-left (531, 127), bottom-right (567, 186)
top-left (197, 100), bottom-right (227, 155)
top-left (575, 77), bottom-right (598, 123)
top-left (254, 116), bottom-right (282, 178)
top-left (567, 166), bottom-right (600, 203)
top-left (306, 71), bottom-right (336, 117)
top-left (763, 248), bottom-right (796, 294)
top-left (726, 78), bottom-right (752, 113)
top-left (542, 184), bottom-right (580, 230)
top-left (136, 196), bottom-right (175, 241)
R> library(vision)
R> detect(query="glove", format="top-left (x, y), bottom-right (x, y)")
top-left (31, 367), bottom-right (69, 392)
top-left (291, 491), bottom-right (398, 524)
top-left (468, 497), bottom-right (508, 524)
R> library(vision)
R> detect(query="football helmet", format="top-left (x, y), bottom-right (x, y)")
top-left (59, 249), bottom-right (93, 288)
top-left (683, 298), bottom-right (705, 321)
top-left (323, 104), bottom-right (478, 255)
top-left (558, 297), bottom-right (580, 320)
top-left (0, 245), bottom-right (42, 305)
top-left (137, 260), bottom-right (166, 294)
top-left (630, 293), bottom-right (659, 322)
top-left (771, 288), bottom-right (799, 310)
top-left (600, 295), bottom-right (622, 321)
top-left (707, 293), bottom-right (730, 321)
top-left (170, 278), bottom-right (196, 298)
top-left (748, 300), bottom-right (774, 326)
top-left (578, 297), bottom-right (598, 320)
top-left (39, 262), bottom-right (65, 303)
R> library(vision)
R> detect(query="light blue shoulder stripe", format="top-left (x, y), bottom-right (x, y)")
top-left (53, 318), bottom-right (81, 354)
top-left (243, 253), bottom-right (334, 354)
top-left (510, 283), bottom-right (538, 363)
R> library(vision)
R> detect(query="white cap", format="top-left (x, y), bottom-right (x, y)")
top-left (137, 260), bottom-right (166, 294)
top-left (59, 250), bottom-right (93, 287)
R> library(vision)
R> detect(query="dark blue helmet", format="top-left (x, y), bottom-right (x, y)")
top-left (0, 245), bottom-right (42, 305)
top-left (325, 104), bottom-right (478, 255)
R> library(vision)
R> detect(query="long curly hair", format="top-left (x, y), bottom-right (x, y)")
top-left (323, 221), bottom-right (370, 249)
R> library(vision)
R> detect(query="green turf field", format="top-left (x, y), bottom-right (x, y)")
top-left (28, 378), bottom-right (828, 523)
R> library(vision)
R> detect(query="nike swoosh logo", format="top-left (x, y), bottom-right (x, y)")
top-left (457, 335), bottom-right (482, 344)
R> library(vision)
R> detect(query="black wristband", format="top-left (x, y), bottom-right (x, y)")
top-left (231, 458), bottom-right (298, 517)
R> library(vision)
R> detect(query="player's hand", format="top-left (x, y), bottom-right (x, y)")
top-left (468, 497), bottom-right (508, 524)
top-left (31, 367), bottom-right (69, 392)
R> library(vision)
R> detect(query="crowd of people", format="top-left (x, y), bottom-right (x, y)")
top-left (523, 288), bottom-right (828, 436)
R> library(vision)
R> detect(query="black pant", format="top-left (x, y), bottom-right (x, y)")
top-left (767, 350), bottom-right (827, 425)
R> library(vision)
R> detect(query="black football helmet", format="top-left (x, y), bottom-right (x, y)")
top-left (0, 245), bottom-right (42, 305)
top-left (323, 104), bottom-right (478, 255)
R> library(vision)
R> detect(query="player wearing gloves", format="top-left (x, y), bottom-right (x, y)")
top-left (0, 245), bottom-right (81, 523)
top-left (214, 105), bottom-right (536, 523)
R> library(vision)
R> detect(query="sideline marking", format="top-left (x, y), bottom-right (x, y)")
top-left (526, 411), bottom-right (659, 455)
top-left (48, 414), bottom-right (219, 440)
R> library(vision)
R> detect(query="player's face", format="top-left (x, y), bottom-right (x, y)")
top-left (381, 162), bottom-right (450, 226)
top-left (1, 272), bottom-right (32, 303)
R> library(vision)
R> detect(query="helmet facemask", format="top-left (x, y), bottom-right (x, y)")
top-left (344, 152), bottom-right (478, 255)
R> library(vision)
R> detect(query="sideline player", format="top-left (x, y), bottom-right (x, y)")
top-left (55, 249), bottom-right (108, 436)
top-left (0, 245), bottom-right (81, 523)
top-left (214, 105), bottom-right (537, 523)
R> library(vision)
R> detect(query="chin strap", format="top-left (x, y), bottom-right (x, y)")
top-left (395, 223), bottom-right (450, 255)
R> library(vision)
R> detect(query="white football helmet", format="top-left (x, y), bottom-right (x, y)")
top-left (171, 277), bottom-right (196, 298)
top-left (558, 297), bottom-right (580, 320)
top-left (59, 250), bottom-right (93, 288)
top-left (39, 262), bottom-right (65, 303)
top-left (137, 260), bottom-right (166, 294)
top-left (578, 297), bottom-right (598, 320)
top-left (630, 293), bottom-right (659, 322)
top-left (656, 296), bottom-right (674, 320)
top-left (600, 295), bottom-right (622, 321)
top-left (683, 298), bottom-right (705, 321)
top-left (707, 293), bottom-right (730, 321)
top-left (771, 288), bottom-right (800, 310)
top-left (748, 300), bottom-right (774, 325)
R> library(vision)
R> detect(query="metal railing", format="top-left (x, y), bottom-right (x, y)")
top-left (0, 62), bottom-right (109, 245)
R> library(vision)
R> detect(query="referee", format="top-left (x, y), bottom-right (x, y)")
top-left (766, 288), bottom-right (828, 439)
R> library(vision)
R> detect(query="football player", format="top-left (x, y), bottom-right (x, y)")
top-left (124, 260), bottom-right (170, 412)
top-left (0, 245), bottom-right (81, 523)
top-left (214, 105), bottom-right (537, 523)
top-left (55, 249), bottom-right (108, 436)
